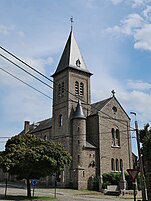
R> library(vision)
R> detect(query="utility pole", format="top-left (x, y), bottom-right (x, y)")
top-left (130, 112), bottom-right (146, 201)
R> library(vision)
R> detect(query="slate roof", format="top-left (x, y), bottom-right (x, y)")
top-left (90, 97), bottom-right (112, 115)
top-left (30, 118), bottom-right (52, 134)
top-left (20, 118), bottom-right (52, 134)
top-left (52, 31), bottom-right (92, 76)
top-left (72, 100), bottom-right (86, 119)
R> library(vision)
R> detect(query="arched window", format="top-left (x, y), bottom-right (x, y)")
top-left (75, 81), bottom-right (79, 95)
top-left (59, 114), bottom-right (63, 127)
top-left (120, 159), bottom-right (123, 171)
top-left (58, 83), bottom-right (61, 97)
top-left (116, 129), bottom-right (120, 146)
top-left (111, 158), bottom-right (115, 171)
top-left (116, 158), bottom-right (119, 171)
top-left (80, 82), bottom-right (84, 96)
top-left (62, 82), bottom-right (64, 95)
top-left (111, 128), bottom-right (120, 147)
top-left (111, 128), bottom-right (115, 146)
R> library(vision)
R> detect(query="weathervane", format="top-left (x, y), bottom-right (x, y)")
top-left (70, 16), bottom-right (74, 31)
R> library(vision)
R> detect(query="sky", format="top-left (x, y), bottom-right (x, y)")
top-left (1, 0), bottom-right (151, 154)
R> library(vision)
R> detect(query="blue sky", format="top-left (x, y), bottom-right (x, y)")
top-left (1, 0), bottom-right (151, 154)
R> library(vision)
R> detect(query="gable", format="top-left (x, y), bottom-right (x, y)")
top-left (101, 96), bottom-right (130, 121)
top-left (90, 96), bottom-right (130, 121)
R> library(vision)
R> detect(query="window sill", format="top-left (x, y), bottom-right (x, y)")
top-left (111, 145), bottom-right (121, 149)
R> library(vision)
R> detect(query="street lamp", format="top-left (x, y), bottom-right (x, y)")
top-left (130, 112), bottom-right (146, 201)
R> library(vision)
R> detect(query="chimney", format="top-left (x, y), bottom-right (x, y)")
top-left (24, 121), bottom-right (30, 134)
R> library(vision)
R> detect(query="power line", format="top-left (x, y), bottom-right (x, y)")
top-left (0, 46), bottom-right (53, 83)
top-left (0, 46), bottom-right (134, 130)
top-left (0, 53), bottom-right (53, 90)
top-left (0, 67), bottom-right (52, 100)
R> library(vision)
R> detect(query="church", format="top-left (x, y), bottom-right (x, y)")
top-left (22, 29), bottom-right (132, 190)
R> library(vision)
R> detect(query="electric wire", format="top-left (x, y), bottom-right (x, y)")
top-left (0, 59), bottom-right (133, 133)
top-left (0, 68), bottom-right (52, 100)
top-left (0, 47), bottom-right (127, 124)
top-left (0, 46), bottom-right (134, 130)
top-left (0, 46), bottom-right (53, 83)
top-left (0, 53), bottom-right (53, 90)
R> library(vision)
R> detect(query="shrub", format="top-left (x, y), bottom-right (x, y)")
top-left (102, 172), bottom-right (121, 189)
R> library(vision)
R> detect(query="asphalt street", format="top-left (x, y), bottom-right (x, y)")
top-left (0, 185), bottom-right (135, 201)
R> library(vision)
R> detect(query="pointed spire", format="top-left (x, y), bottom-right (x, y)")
top-left (52, 31), bottom-right (92, 77)
top-left (72, 100), bottom-right (86, 119)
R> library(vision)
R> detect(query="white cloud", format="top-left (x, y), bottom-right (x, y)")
top-left (118, 81), bottom-right (151, 127)
top-left (86, 0), bottom-right (95, 6)
top-left (0, 24), bottom-right (25, 40)
top-left (92, 75), bottom-right (151, 127)
top-left (106, 7), bottom-right (151, 51)
top-left (18, 31), bottom-right (25, 38)
top-left (106, 0), bottom-right (151, 51)
top-left (128, 90), bottom-right (151, 123)
top-left (106, 13), bottom-right (144, 36)
top-left (0, 53), bottom-right (53, 87)
top-left (132, 0), bottom-right (151, 8)
top-left (0, 55), bottom-right (53, 124)
top-left (109, 0), bottom-right (151, 7)
top-left (110, 0), bottom-right (124, 5)
top-left (0, 25), bottom-right (14, 35)
top-left (127, 80), bottom-right (151, 90)
top-left (3, 87), bottom-right (52, 123)
top-left (134, 24), bottom-right (151, 50)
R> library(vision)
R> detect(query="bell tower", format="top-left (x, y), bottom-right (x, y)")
top-left (51, 31), bottom-right (92, 149)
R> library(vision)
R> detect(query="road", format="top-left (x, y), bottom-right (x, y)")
top-left (0, 184), bottom-right (135, 201)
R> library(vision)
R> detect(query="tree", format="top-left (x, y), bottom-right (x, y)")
top-left (0, 134), bottom-right (71, 197)
top-left (140, 124), bottom-right (151, 201)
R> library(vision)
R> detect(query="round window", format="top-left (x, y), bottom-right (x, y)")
top-left (112, 106), bottom-right (117, 113)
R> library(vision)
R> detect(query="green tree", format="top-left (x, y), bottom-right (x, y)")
top-left (140, 124), bottom-right (151, 201)
top-left (0, 134), bottom-right (71, 197)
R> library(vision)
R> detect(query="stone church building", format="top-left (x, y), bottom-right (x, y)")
top-left (22, 30), bottom-right (132, 190)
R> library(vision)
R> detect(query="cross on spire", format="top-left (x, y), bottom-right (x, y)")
top-left (111, 89), bottom-right (116, 97)
top-left (70, 16), bottom-right (74, 31)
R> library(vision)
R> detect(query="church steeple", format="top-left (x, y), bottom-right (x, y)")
top-left (52, 31), bottom-right (92, 77)
top-left (52, 29), bottom-right (92, 139)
